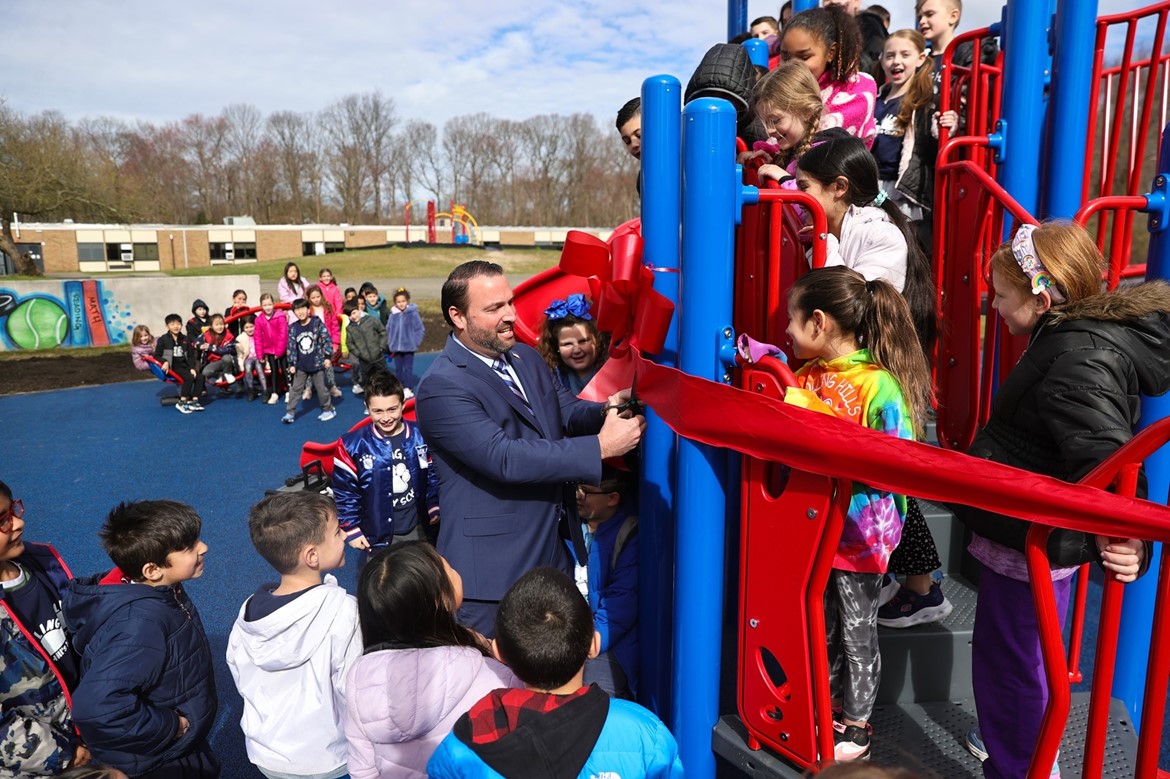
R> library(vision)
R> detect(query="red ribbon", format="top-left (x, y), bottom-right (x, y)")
top-left (559, 221), bottom-right (675, 358)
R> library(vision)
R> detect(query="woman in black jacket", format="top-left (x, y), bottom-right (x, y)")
top-left (955, 220), bottom-right (1164, 779)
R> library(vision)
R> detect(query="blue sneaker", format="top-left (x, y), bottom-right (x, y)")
top-left (877, 581), bottom-right (953, 628)
top-left (965, 729), bottom-right (987, 762)
top-left (281, 413), bottom-right (295, 424)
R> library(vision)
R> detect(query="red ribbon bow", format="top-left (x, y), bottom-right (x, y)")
top-left (558, 221), bottom-right (675, 356)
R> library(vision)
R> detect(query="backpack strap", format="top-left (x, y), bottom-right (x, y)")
top-left (611, 513), bottom-right (639, 569)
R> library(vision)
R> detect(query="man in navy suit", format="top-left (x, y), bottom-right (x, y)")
top-left (416, 261), bottom-right (645, 634)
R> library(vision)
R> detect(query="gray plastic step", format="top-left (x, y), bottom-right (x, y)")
top-left (876, 574), bottom-right (977, 705)
top-left (714, 693), bottom-right (1137, 778)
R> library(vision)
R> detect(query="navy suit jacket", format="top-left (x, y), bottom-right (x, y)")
top-left (416, 336), bottom-right (605, 602)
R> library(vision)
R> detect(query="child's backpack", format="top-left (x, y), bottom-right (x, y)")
top-left (611, 513), bottom-right (639, 569)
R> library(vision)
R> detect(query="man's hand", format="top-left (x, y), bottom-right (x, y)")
top-left (598, 407), bottom-right (646, 459)
top-left (348, 534), bottom-right (371, 550)
top-left (175, 714), bottom-right (190, 741)
top-left (1096, 536), bottom-right (1145, 583)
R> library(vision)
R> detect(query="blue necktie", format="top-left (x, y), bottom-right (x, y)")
top-left (492, 356), bottom-right (531, 410)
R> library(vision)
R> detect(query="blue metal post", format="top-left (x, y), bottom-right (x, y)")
top-left (792, 0), bottom-right (818, 14)
top-left (727, 0), bottom-right (747, 41)
top-left (673, 97), bottom-right (737, 778)
top-left (1041, 0), bottom-right (1098, 219)
top-left (995, 0), bottom-right (1052, 217)
top-left (743, 38), bottom-right (769, 68)
top-left (638, 74), bottom-right (682, 718)
top-left (1116, 126), bottom-right (1170, 729)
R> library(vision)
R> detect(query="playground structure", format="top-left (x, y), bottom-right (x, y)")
top-left (403, 199), bottom-right (482, 246)
top-left (537, 0), bottom-right (1170, 777)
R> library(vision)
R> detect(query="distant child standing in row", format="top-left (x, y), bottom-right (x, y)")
top-left (306, 284), bottom-right (343, 399)
top-left (317, 268), bottom-right (344, 317)
top-left (186, 299), bottom-right (211, 342)
top-left (345, 299), bottom-right (388, 393)
top-left (283, 298), bottom-right (336, 424)
top-left (235, 316), bottom-right (267, 401)
top-left (154, 314), bottom-right (205, 413)
top-left (254, 293), bottom-right (288, 405)
top-left (130, 324), bottom-right (156, 371)
top-left (278, 262), bottom-right (307, 306)
top-left (782, 6), bottom-right (878, 147)
top-left (228, 492), bottom-right (360, 779)
top-left (362, 283), bottom-right (390, 326)
top-left (386, 287), bottom-right (425, 389)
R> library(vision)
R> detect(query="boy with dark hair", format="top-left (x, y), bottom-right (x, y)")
top-left (62, 501), bottom-right (217, 779)
top-left (154, 313), bottom-right (205, 413)
top-left (343, 298), bottom-right (387, 394)
top-left (185, 299), bottom-right (211, 342)
top-left (427, 567), bottom-right (682, 778)
top-left (334, 367), bottom-right (440, 551)
top-left (615, 97), bottom-right (642, 161)
top-left (572, 465), bottom-right (639, 699)
top-left (360, 283), bottom-right (390, 326)
top-left (227, 492), bottom-right (360, 779)
top-left (284, 298), bottom-right (336, 424)
top-left (0, 480), bottom-right (86, 776)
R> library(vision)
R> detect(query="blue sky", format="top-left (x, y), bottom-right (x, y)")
top-left (0, 1), bottom-right (1154, 129)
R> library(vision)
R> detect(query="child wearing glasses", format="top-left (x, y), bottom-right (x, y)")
top-left (0, 480), bottom-right (87, 775)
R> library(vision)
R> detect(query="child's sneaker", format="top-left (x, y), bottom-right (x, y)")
top-left (329, 386), bottom-right (342, 398)
top-left (964, 729), bottom-right (988, 761)
top-left (224, 374), bottom-right (236, 385)
top-left (319, 410), bottom-right (336, 422)
top-left (877, 574), bottom-right (900, 607)
top-left (404, 387), bottom-right (415, 400)
top-left (833, 724), bottom-right (871, 762)
top-left (877, 581), bottom-right (953, 628)
top-left (267, 393), bottom-right (279, 405)
top-left (832, 709), bottom-right (874, 736)
top-left (176, 401), bottom-right (193, 414)
top-left (352, 384), bottom-right (364, 395)
top-left (188, 400), bottom-right (205, 412)
top-left (281, 413), bottom-right (296, 424)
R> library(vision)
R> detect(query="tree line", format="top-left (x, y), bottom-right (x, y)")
top-left (0, 92), bottom-right (640, 274)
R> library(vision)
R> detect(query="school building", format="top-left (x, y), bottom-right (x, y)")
top-left (2, 221), bottom-right (615, 275)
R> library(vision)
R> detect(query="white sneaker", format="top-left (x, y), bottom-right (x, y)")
top-left (223, 374), bottom-right (236, 385)
top-left (352, 384), bottom-right (364, 395)
top-left (319, 410), bottom-right (336, 422)
top-left (176, 402), bottom-right (193, 414)
top-left (267, 393), bottom-right (278, 405)
top-left (284, 392), bottom-right (289, 403)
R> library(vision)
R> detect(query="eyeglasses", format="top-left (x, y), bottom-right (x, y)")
top-left (0, 500), bottom-right (24, 533)
top-left (575, 485), bottom-right (615, 497)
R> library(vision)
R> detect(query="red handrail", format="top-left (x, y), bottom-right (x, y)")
top-left (1074, 195), bottom-right (1153, 287)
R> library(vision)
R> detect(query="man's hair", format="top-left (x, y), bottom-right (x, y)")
top-left (248, 492), bottom-right (335, 575)
top-left (165, 313), bottom-right (182, 325)
top-left (440, 260), bottom-right (504, 328)
top-left (100, 501), bottom-right (202, 581)
top-left (343, 299), bottom-right (361, 316)
top-left (494, 567), bottom-right (594, 689)
top-left (363, 366), bottom-right (405, 403)
top-left (616, 97), bottom-right (642, 131)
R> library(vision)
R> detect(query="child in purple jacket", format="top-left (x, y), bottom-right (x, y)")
top-left (385, 288), bottom-right (425, 389)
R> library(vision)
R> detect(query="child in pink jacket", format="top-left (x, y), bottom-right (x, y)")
top-left (345, 543), bottom-right (521, 779)
top-left (253, 293), bottom-right (289, 404)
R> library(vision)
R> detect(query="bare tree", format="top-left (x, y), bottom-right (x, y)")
top-left (180, 113), bottom-right (229, 223)
top-left (357, 92), bottom-right (398, 222)
top-left (222, 103), bottom-right (264, 218)
top-left (403, 119), bottom-right (445, 207)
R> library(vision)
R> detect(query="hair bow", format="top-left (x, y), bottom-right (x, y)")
top-left (544, 293), bottom-right (592, 321)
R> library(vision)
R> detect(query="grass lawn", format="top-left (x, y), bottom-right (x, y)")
top-left (157, 245), bottom-right (558, 281)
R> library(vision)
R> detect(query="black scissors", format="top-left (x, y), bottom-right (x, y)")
top-left (601, 373), bottom-right (643, 417)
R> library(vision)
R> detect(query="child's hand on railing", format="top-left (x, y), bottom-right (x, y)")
top-left (758, 164), bottom-right (790, 185)
top-left (1095, 536), bottom-right (1145, 582)
top-left (935, 110), bottom-right (959, 131)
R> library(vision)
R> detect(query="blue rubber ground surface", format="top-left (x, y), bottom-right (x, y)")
top-left (2, 354), bottom-right (1166, 776)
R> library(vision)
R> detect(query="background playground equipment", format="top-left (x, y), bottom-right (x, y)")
top-left (402, 199), bottom-right (482, 245)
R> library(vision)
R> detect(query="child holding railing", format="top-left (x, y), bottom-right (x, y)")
top-left (953, 221), bottom-right (1157, 779)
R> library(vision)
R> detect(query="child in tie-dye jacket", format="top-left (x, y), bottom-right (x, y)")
top-left (746, 266), bottom-right (932, 762)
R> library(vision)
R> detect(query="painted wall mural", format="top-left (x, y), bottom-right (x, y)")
top-left (0, 281), bottom-right (133, 350)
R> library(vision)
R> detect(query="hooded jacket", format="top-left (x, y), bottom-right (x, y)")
top-left (254, 308), bottom-right (289, 360)
top-left (131, 337), bottom-right (157, 371)
top-left (386, 302), bottom-right (426, 354)
top-left (345, 645), bottom-right (520, 779)
top-left (953, 282), bottom-right (1170, 568)
top-left (0, 543), bottom-right (77, 777)
top-left (186, 299), bottom-right (211, 341)
top-left (346, 312), bottom-right (388, 364)
top-left (824, 204), bottom-right (908, 292)
top-left (61, 570), bottom-right (217, 776)
top-left (226, 576), bottom-right (361, 775)
top-left (685, 43), bottom-right (769, 147)
top-left (426, 685), bottom-right (683, 779)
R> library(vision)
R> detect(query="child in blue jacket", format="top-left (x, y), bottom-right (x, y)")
top-left (385, 287), bottom-right (425, 389)
top-left (427, 567), bottom-right (682, 779)
top-left (334, 367), bottom-right (439, 552)
top-left (570, 465), bottom-right (639, 699)
top-left (62, 501), bottom-right (217, 779)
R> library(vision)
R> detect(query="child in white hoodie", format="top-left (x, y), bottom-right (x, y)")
top-left (227, 492), bottom-right (361, 779)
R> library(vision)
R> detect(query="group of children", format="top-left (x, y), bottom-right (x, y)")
top-left (3, 349), bottom-right (663, 779)
top-left (131, 264), bottom-right (426, 422)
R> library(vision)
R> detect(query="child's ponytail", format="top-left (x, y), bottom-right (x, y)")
top-left (886, 30), bottom-right (936, 133)
top-left (861, 278), bottom-right (934, 439)
top-left (787, 5), bottom-right (863, 83)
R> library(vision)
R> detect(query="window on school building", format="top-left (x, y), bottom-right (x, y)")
top-left (77, 243), bottom-right (104, 262)
top-left (301, 241), bottom-right (346, 256)
top-left (133, 243), bottom-right (159, 261)
top-left (210, 242), bottom-right (258, 261)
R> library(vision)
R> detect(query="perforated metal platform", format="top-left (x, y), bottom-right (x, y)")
top-left (714, 693), bottom-right (1137, 778)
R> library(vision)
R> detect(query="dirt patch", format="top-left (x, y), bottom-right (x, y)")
top-left (0, 310), bottom-right (453, 395)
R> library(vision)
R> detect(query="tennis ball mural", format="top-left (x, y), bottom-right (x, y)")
top-left (6, 298), bottom-right (70, 349)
